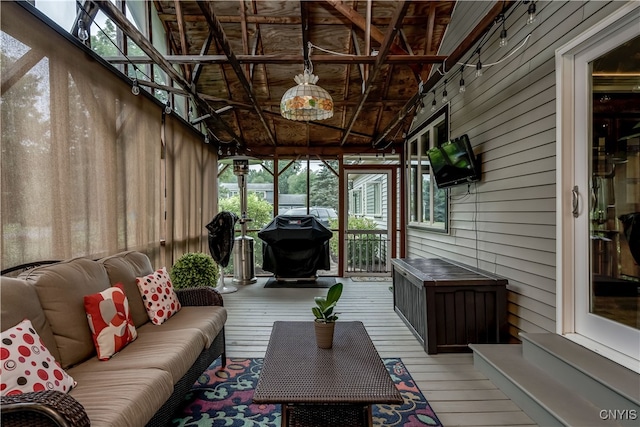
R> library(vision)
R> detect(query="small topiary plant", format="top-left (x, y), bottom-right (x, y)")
top-left (170, 252), bottom-right (219, 289)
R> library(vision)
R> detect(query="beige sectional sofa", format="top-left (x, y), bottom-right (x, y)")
top-left (0, 251), bottom-right (227, 427)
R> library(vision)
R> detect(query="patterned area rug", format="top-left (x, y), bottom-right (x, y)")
top-left (172, 357), bottom-right (442, 426)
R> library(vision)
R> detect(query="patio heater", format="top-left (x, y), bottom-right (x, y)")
top-left (228, 156), bottom-right (258, 285)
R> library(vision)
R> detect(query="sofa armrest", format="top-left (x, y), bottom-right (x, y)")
top-left (1, 391), bottom-right (90, 427)
top-left (175, 287), bottom-right (224, 307)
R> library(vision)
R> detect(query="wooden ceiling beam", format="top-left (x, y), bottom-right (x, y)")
top-left (192, 31), bottom-right (214, 86)
top-left (247, 144), bottom-right (391, 158)
top-left (300, 0), bottom-right (310, 62)
top-left (421, 2), bottom-right (437, 81)
top-left (340, 0), bottom-right (409, 146)
top-left (239, 0), bottom-right (250, 77)
top-left (373, 0), bottom-right (517, 148)
top-left (92, 0), bottom-right (242, 143)
top-left (198, 94), bottom-right (408, 109)
top-left (104, 54), bottom-right (448, 65)
top-left (158, 14), bottom-right (450, 26)
top-left (324, 0), bottom-right (420, 82)
top-left (196, 0), bottom-right (277, 146)
top-left (173, 0), bottom-right (191, 81)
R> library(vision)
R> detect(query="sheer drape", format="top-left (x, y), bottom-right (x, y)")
top-left (1, 3), bottom-right (216, 270)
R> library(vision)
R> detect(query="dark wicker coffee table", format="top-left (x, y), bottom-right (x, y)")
top-left (253, 321), bottom-right (403, 427)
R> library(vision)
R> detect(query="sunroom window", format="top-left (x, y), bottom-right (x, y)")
top-left (407, 109), bottom-right (448, 231)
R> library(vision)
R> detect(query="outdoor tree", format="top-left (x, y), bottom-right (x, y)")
top-left (310, 163), bottom-right (338, 210)
top-left (90, 20), bottom-right (119, 57)
top-left (287, 170), bottom-right (314, 195)
top-left (277, 160), bottom-right (301, 194)
top-left (218, 193), bottom-right (272, 230)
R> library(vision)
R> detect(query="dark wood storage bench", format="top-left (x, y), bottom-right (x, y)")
top-left (392, 257), bottom-right (508, 354)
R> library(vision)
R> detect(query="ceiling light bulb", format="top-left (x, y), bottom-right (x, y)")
top-left (442, 89), bottom-right (448, 104)
top-left (164, 101), bottom-right (172, 114)
top-left (475, 61), bottom-right (483, 77)
top-left (500, 28), bottom-right (508, 47)
top-left (77, 20), bottom-right (89, 42)
top-left (527, 2), bottom-right (537, 25)
top-left (131, 79), bottom-right (140, 96)
top-left (459, 77), bottom-right (466, 93)
top-left (431, 98), bottom-right (437, 112)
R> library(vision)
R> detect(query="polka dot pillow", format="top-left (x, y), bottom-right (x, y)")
top-left (136, 267), bottom-right (181, 325)
top-left (84, 284), bottom-right (138, 360)
top-left (1, 319), bottom-right (76, 396)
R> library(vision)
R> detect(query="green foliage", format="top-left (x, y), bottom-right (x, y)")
top-left (276, 160), bottom-right (302, 194)
top-left (218, 193), bottom-right (273, 229)
top-left (287, 171), bottom-right (310, 194)
top-left (312, 282), bottom-right (343, 323)
top-left (91, 20), bottom-right (119, 57)
top-left (170, 252), bottom-right (219, 289)
top-left (328, 216), bottom-right (380, 266)
top-left (309, 163), bottom-right (339, 210)
top-left (218, 193), bottom-right (273, 273)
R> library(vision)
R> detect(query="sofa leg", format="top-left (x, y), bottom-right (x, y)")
top-left (221, 353), bottom-right (227, 367)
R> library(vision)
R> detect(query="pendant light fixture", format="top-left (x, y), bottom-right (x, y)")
top-left (280, 46), bottom-right (333, 121)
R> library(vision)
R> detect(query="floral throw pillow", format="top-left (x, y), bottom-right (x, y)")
top-left (136, 267), bottom-right (181, 325)
top-left (1, 319), bottom-right (76, 396)
top-left (84, 284), bottom-right (138, 360)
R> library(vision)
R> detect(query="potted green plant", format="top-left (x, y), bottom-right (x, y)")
top-left (170, 252), bottom-right (220, 289)
top-left (312, 282), bottom-right (343, 348)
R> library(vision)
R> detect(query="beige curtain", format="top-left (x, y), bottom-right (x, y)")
top-left (1, 3), bottom-right (216, 270)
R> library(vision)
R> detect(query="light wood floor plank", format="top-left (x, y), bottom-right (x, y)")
top-left (222, 277), bottom-right (537, 427)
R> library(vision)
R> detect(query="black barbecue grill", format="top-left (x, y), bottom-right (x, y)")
top-left (258, 215), bottom-right (333, 279)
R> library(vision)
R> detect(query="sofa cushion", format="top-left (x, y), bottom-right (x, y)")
top-left (150, 306), bottom-right (227, 348)
top-left (84, 284), bottom-right (137, 360)
top-left (69, 328), bottom-right (205, 384)
top-left (1, 319), bottom-right (76, 396)
top-left (136, 267), bottom-right (181, 325)
top-left (0, 277), bottom-right (60, 362)
top-left (20, 257), bottom-right (111, 369)
top-left (99, 251), bottom-right (153, 328)
top-left (68, 367), bottom-right (173, 427)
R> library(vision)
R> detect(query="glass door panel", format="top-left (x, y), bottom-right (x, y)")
top-left (589, 36), bottom-right (640, 331)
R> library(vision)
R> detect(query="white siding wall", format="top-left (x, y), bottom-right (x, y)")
top-left (407, 1), bottom-right (625, 339)
top-left (350, 172), bottom-right (389, 230)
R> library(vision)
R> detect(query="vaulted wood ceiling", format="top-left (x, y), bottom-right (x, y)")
top-left (90, 1), bottom-right (509, 159)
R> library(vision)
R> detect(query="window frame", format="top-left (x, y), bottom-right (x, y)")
top-left (364, 181), bottom-right (382, 217)
top-left (406, 105), bottom-right (449, 232)
top-left (350, 188), bottom-right (363, 216)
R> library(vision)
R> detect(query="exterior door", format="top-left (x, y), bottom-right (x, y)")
top-left (558, 3), bottom-right (640, 372)
top-left (343, 169), bottom-right (393, 277)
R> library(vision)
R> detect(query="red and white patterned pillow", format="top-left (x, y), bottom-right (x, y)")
top-left (84, 284), bottom-right (137, 360)
top-left (136, 267), bottom-right (181, 325)
top-left (1, 319), bottom-right (76, 396)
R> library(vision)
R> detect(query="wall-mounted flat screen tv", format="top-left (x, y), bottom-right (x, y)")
top-left (426, 134), bottom-right (481, 189)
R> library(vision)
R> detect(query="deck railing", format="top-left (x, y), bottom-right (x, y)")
top-left (344, 229), bottom-right (390, 274)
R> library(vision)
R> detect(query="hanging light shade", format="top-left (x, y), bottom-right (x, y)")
top-left (280, 69), bottom-right (334, 121)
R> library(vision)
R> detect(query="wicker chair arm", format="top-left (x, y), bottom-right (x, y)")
top-left (1, 391), bottom-right (90, 427)
top-left (175, 286), bottom-right (224, 307)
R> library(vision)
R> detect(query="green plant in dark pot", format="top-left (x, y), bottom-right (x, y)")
top-left (312, 282), bottom-right (343, 348)
top-left (170, 252), bottom-right (219, 289)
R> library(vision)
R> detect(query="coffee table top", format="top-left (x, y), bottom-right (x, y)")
top-left (253, 321), bottom-right (403, 404)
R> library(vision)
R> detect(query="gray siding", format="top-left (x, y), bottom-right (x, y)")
top-left (407, 1), bottom-right (625, 339)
